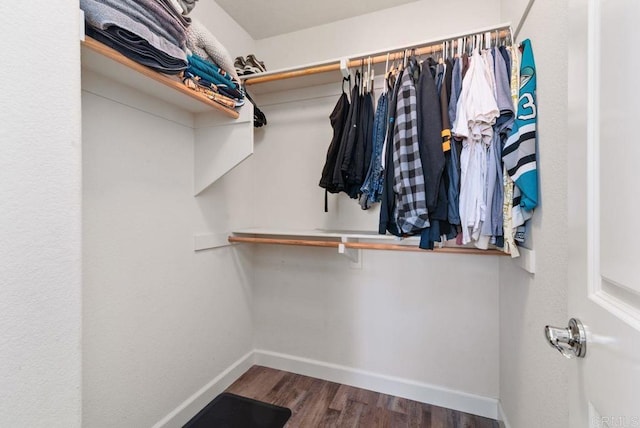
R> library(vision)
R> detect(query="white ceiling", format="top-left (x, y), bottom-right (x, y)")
top-left (215, 0), bottom-right (421, 39)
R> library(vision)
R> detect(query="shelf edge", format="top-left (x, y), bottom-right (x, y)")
top-left (81, 37), bottom-right (239, 119)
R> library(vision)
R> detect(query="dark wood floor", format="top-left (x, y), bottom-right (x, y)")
top-left (225, 365), bottom-right (500, 428)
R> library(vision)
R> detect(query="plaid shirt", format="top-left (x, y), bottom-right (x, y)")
top-left (392, 71), bottom-right (430, 234)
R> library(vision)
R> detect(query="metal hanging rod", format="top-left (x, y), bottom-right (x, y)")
top-left (243, 23), bottom-right (512, 87)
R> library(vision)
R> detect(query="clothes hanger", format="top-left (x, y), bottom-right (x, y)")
top-left (363, 58), bottom-right (368, 94)
top-left (383, 53), bottom-right (389, 94)
top-left (368, 56), bottom-right (372, 94)
top-left (388, 52), bottom-right (399, 89)
top-left (360, 59), bottom-right (364, 96)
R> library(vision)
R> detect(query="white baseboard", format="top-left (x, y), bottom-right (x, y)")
top-left (152, 351), bottom-right (255, 428)
top-left (254, 349), bottom-right (498, 420)
top-left (498, 401), bottom-right (513, 428)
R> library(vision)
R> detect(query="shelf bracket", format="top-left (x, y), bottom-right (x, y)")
top-left (338, 237), bottom-right (361, 268)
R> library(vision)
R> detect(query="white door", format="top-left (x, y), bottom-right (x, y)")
top-left (568, 0), bottom-right (640, 426)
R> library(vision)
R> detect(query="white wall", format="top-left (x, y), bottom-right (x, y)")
top-left (0, 1), bottom-right (82, 427)
top-left (81, 83), bottom-right (254, 427)
top-left (81, 4), bottom-right (256, 426)
top-left (191, 0), bottom-right (255, 59)
top-left (498, 1), bottom-right (570, 427)
top-left (245, 0), bottom-right (504, 404)
top-left (255, 0), bottom-right (502, 70)
top-left (253, 246), bottom-right (500, 399)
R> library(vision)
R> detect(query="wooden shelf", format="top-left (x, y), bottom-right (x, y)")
top-left (229, 229), bottom-right (508, 256)
top-left (81, 37), bottom-right (239, 118)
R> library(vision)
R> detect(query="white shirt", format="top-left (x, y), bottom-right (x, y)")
top-left (452, 47), bottom-right (499, 244)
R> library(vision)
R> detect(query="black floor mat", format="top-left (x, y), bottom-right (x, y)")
top-left (183, 392), bottom-right (292, 428)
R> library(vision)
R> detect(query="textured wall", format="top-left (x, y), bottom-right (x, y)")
top-left (498, 1), bottom-right (570, 427)
top-left (255, 0), bottom-right (501, 70)
top-left (253, 245), bottom-right (500, 398)
top-left (0, 1), bottom-right (82, 427)
top-left (81, 88), bottom-right (254, 427)
top-left (81, 3), bottom-right (256, 426)
top-left (192, 1), bottom-right (256, 61)
top-left (247, 75), bottom-right (500, 398)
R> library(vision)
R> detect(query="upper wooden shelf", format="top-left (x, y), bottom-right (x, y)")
top-left (81, 37), bottom-right (239, 118)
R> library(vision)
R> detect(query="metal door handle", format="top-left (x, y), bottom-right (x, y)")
top-left (544, 318), bottom-right (587, 358)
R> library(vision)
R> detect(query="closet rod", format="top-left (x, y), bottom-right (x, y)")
top-left (228, 236), bottom-right (508, 256)
top-left (244, 25), bottom-right (511, 86)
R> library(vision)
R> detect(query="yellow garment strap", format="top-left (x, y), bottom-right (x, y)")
top-left (441, 129), bottom-right (451, 152)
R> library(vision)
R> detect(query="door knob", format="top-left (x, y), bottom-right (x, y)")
top-left (544, 318), bottom-right (587, 358)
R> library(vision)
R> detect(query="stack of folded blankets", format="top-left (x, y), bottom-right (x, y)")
top-left (81, 0), bottom-right (188, 74)
top-left (80, 0), bottom-right (244, 108)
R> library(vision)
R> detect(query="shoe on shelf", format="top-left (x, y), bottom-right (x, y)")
top-left (245, 54), bottom-right (267, 73)
top-left (234, 56), bottom-right (246, 76)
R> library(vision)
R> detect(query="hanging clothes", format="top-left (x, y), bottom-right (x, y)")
top-left (379, 69), bottom-right (404, 237)
top-left (477, 46), bottom-right (514, 249)
top-left (416, 57), bottom-right (446, 214)
top-left (331, 73), bottom-right (360, 194)
top-left (360, 92), bottom-right (388, 209)
top-left (392, 66), bottom-right (430, 235)
top-left (453, 45), bottom-right (499, 245)
top-left (414, 56), bottom-right (452, 249)
top-left (319, 79), bottom-right (351, 210)
top-left (503, 39), bottom-right (538, 234)
top-left (447, 57), bottom-right (463, 229)
top-left (312, 30), bottom-right (537, 255)
top-left (346, 88), bottom-right (374, 199)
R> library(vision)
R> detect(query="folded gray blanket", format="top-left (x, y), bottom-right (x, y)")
top-left (81, 0), bottom-right (187, 63)
top-left (87, 26), bottom-right (187, 74)
top-left (85, 0), bottom-right (186, 48)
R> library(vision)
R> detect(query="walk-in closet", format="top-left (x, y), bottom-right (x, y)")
top-left (4, 0), bottom-right (640, 427)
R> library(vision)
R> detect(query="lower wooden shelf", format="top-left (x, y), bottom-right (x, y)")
top-left (228, 229), bottom-right (508, 256)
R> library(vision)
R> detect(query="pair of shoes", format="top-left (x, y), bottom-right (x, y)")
top-left (234, 54), bottom-right (267, 76)
top-left (234, 56), bottom-right (247, 76)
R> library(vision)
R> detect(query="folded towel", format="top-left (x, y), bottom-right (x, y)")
top-left (81, 0), bottom-right (187, 74)
top-left (88, 0), bottom-right (186, 48)
top-left (187, 54), bottom-right (238, 89)
top-left (87, 26), bottom-right (187, 74)
top-left (183, 69), bottom-right (244, 101)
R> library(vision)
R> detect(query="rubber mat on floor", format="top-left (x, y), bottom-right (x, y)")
top-left (183, 392), bottom-right (292, 428)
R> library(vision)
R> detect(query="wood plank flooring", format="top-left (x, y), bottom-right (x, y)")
top-left (225, 366), bottom-right (500, 428)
